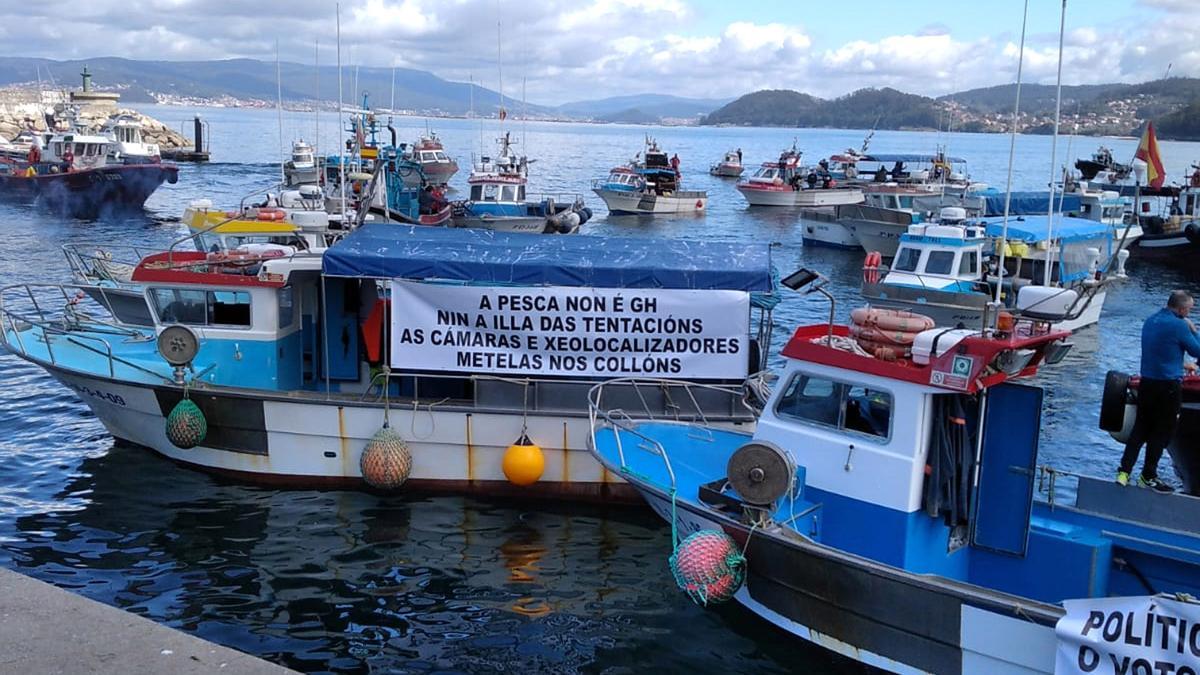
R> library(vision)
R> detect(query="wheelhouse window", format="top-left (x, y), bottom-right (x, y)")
top-left (774, 373), bottom-right (892, 440)
top-left (894, 247), bottom-right (921, 272)
top-left (278, 286), bottom-right (295, 329)
top-left (483, 184), bottom-right (498, 200)
top-left (151, 288), bottom-right (252, 328)
top-left (470, 185), bottom-right (483, 201)
top-left (925, 250), bottom-right (956, 275)
top-left (958, 251), bottom-right (978, 277)
top-left (500, 185), bottom-right (517, 202)
top-left (517, 185), bottom-right (526, 201)
top-left (434, 152), bottom-right (448, 161)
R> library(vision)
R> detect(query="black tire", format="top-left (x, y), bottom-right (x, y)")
top-left (1186, 224), bottom-right (1200, 245)
top-left (1099, 370), bottom-right (1132, 432)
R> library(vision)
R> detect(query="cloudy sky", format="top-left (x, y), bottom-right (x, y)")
top-left (0, 0), bottom-right (1195, 104)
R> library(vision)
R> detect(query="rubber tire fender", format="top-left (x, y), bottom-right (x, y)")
top-left (1099, 370), bottom-right (1132, 432)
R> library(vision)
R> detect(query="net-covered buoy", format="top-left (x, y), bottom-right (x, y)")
top-left (502, 434), bottom-right (544, 486)
top-left (165, 398), bottom-right (206, 449)
top-left (360, 425), bottom-right (412, 489)
top-left (669, 529), bottom-right (745, 606)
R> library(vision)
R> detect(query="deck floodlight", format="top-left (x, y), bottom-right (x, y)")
top-left (782, 267), bottom-right (823, 292)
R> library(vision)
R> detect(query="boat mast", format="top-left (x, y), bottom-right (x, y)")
top-left (276, 39), bottom-right (285, 186)
top-left (314, 39), bottom-right (320, 158)
top-left (390, 65), bottom-right (396, 112)
top-left (337, 3), bottom-right (346, 223)
top-left (1043, 0), bottom-right (1067, 287)
top-left (993, 0), bottom-right (1030, 309)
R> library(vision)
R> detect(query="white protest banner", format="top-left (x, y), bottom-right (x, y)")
top-left (389, 281), bottom-right (751, 379)
top-left (1055, 596), bottom-right (1200, 674)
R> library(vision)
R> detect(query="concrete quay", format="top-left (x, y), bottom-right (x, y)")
top-left (0, 567), bottom-right (296, 674)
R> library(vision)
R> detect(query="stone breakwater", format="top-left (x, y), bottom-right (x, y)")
top-left (0, 102), bottom-right (189, 149)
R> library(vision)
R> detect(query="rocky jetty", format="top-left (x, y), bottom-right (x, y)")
top-left (0, 101), bottom-right (188, 149)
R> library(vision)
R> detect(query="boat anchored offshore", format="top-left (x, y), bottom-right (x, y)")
top-left (453, 132), bottom-right (591, 234)
top-left (860, 209), bottom-right (1130, 332)
top-left (2, 224), bottom-right (776, 501)
top-left (736, 144), bottom-right (863, 208)
top-left (1075, 146), bottom-right (1132, 182)
top-left (592, 138), bottom-right (706, 215)
top-left (709, 150), bottom-right (744, 178)
top-left (589, 272), bottom-right (1200, 674)
top-left (284, 140), bottom-right (319, 187)
top-left (400, 132), bottom-right (458, 187)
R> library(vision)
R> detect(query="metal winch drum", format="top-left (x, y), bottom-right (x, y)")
top-left (726, 441), bottom-right (795, 506)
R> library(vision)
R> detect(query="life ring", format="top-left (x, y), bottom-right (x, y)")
top-left (862, 251), bottom-right (882, 285)
top-left (850, 306), bottom-right (935, 333)
top-left (205, 248), bottom-right (286, 268)
top-left (256, 208), bottom-right (287, 221)
top-left (849, 322), bottom-right (921, 346)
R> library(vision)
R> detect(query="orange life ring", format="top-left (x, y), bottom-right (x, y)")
top-left (849, 323), bottom-right (921, 346)
top-left (850, 306), bottom-right (935, 333)
top-left (862, 251), bottom-right (882, 285)
top-left (256, 208), bottom-right (287, 221)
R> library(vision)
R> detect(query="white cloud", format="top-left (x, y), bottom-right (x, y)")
top-left (0, 0), bottom-right (1194, 104)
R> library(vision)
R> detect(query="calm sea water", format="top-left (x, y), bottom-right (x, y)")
top-left (1, 105), bottom-right (1198, 673)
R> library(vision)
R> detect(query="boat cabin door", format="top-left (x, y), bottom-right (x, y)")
top-left (970, 383), bottom-right (1043, 556)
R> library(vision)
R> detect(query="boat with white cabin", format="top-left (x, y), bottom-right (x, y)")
top-left (736, 145), bottom-right (863, 208)
top-left (709, 150), bottom-right (743, 178)
top-left (592, 138), bottom-right (707, 215)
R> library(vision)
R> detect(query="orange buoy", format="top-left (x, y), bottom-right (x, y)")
top-left (502, 434), bottom-right (544, 486)
top-left (669, 530), bottom-right (745, 606)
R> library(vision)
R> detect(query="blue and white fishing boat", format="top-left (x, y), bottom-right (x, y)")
top-left (453, 132), bottom-right (591, 234)
top-left (860, 210), bottom-right (1130, 331)
top-left (1, 224), bottom-right (775, 501)
top-left (592, 138), bottom-right (707, 215)
top-left (588, 277), bottom-right (1200, 674)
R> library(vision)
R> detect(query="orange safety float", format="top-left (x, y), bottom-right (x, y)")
top-left (256, 208), bottom-right (288, 221)
top-left (862, 251), bottom-right (882, 285)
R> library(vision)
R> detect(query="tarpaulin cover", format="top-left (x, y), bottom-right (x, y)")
top-left (979, 190), bottom-right (1083, 216)
top-left (982, 215), bottom-right (1111, 243)
top-left (322, 223), bottom-right (775, 291)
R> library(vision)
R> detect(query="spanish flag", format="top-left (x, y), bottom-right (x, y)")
top-left (1134, 121), bottom-right (1165, 188)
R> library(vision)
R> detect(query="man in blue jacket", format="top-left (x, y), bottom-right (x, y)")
top-left (1118, 290), bottom-right (1200, 491)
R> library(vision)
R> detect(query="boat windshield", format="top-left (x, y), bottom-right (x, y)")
top-left (893, 247), bottom-right (921, 272)
top-left (754, 167), bottom-right (779, 179)
top-left (434, 152), bottom-right (449, 161)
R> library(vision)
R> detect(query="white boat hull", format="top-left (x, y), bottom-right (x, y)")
top-left (738, 185), bottom-right (863, 208)
top-left (593, 188), bottom-right (707, 215)
top-left (49, 367), bottom-right (642, 501)
top-left (453, 214), bottom-right (550, 233)
top-left (799, 209), bottom-right (861, 249)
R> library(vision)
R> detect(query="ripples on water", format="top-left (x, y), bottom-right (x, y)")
top-left (1, 109), bottom-right (1197, 672)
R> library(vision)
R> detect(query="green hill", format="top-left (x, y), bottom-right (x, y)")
top-left (700, 87), bottom-right (939, 130)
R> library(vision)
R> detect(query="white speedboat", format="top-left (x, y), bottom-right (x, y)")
top-left (709, 150), bottom-right (744, 178)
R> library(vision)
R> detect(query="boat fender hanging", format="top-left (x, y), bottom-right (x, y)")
top-left (695, 199), bottom-right (704, 210)
top-left (165, 398), bottom-right (207, 449)
top-left (502, 434), bottom-right (544, 486)
top-left (360, 425), bottom-right (412, 489)
top-left (669, 530), bottom-right (745, 606)
top-left (1186, 224), bottom-right (1200, 245)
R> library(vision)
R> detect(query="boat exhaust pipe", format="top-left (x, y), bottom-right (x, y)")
top-left (387, 121), bottom-right (397, 148)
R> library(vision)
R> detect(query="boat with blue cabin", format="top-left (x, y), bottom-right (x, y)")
top-left (453, 132), bottom-right (591, 233)
top-left (588, 279), bottom-right (1200, 674)
top-left (860, 210), bottom-right (1129, 331)
top-left (592, 138), bottom-right (707, 215)
top-left (2, 224), bottom-right (775, 501)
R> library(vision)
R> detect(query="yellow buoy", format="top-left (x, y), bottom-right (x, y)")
top-left (502, 434), bottom-right (544, 486)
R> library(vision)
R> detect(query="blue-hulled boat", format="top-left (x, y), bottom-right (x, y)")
top-left (453, 132), bottom-right (591, 234)
top-left (2, 223), bottom-right (776, 501)
top-left (588, 283), bottom-right (1200, 673)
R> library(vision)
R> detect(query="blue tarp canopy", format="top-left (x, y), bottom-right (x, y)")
top-left (322, 223), bottom-right (774, 291)
top-left (982, 215), bottom-right (1110, 243)
top-left (979, 190), bottom-right (1083, 216)
top-left (859, 153), bottom-right (967, 164)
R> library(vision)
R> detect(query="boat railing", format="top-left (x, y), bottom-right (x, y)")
top-left (586, 377), bottom-right (757, 492)
top-left (0, 282), bottom-right (167, 381)
top-left (62, 242), bottom-right (159, 285)
top-left (525, 192), bottom-right (586, 207)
